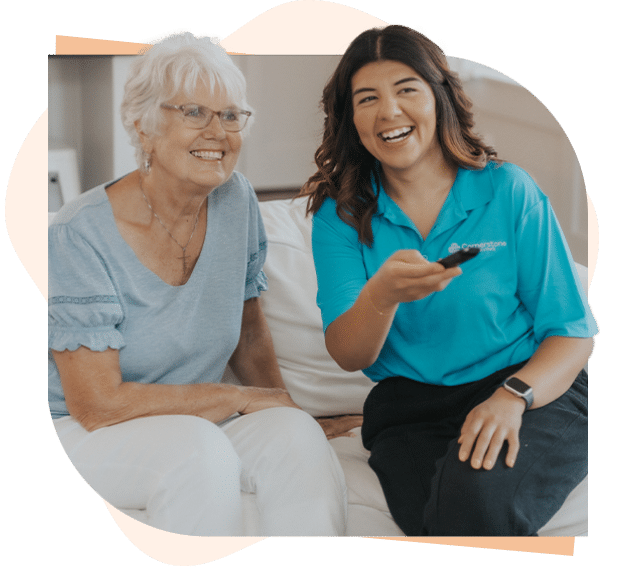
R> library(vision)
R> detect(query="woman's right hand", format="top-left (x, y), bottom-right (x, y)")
top-left (236, 386), bottom-right (302, 414)
top-left (367, 249), bottom-right (461, 313)
top-left (324, 249), bottom-right (462, 373)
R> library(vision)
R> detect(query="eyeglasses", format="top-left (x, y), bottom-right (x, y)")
top-left (160, 103), bottom-right (252, 132)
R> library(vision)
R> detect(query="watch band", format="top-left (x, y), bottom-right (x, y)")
top-left (502, 377), bottom-right (534, 410)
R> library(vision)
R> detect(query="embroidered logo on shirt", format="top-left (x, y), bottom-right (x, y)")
top-left (448, 240), bottom-right (507, 254)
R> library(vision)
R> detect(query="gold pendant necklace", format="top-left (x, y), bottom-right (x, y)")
top-left (139, 178), bottom-right (205, 277)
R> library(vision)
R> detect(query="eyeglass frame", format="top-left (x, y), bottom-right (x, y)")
top-left (160, 103), bottom-right (252, 132)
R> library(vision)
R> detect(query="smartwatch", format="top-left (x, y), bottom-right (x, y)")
top-left (502, 377), bottom-right (534, 410)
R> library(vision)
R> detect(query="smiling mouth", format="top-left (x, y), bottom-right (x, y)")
top-left (378, 126), bottom-right (414, 143)
top-left (191, 150), bottom-right (224, 161)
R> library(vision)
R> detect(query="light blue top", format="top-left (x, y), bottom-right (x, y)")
top-left (48, 171), bottom-right (267, 419)
top-left (312, 162), bottom-right (598, 385)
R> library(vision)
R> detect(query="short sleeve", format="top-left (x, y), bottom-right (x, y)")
top-left (48, 223), bottom-right (125, 352)
top-left (515, 190), bottom-right (598, 342)
top-left (243, 181), bottom-right (268, 300)
top-left (312, 199), bottom-right (367, 332)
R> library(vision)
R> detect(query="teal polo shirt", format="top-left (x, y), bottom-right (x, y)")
top-left (312, 162), bottom-right (597, 385)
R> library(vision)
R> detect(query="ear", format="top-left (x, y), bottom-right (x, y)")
top-left (134, 120), bottom-right (154, 154)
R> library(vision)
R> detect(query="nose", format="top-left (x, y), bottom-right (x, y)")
top-left (202, 113), bottom-right (227, 139)
top-left (378, 94), bottom-right (402, 120)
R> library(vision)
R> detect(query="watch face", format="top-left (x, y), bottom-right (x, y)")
top-left (506, 378), bottom-right (531, 393)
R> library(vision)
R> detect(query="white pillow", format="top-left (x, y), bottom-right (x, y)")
top-left (258, 198), bottom-right (374, 417)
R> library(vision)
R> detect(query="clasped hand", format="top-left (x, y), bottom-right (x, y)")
top-left (457, 388), bottom-right (526, 470)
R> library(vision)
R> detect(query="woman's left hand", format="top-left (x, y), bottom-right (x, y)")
top-left (316, 415), bottom-right (364, 440)
top-left (457, 389), bottom-right (526, 470)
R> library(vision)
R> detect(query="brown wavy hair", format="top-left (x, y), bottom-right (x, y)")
top-left (300, 25), bottom-right (499, 246)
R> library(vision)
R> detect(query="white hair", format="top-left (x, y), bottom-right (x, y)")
top-left (121, 32), bottom-right (254, 170)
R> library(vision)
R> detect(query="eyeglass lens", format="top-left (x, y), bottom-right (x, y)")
top-left (181, 105), bottom-right (248, 131)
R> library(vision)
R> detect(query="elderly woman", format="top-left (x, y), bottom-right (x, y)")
top-left (303, 25), bottom-right (597, 536)
top-left (48, 33), bottom-right (347, 536)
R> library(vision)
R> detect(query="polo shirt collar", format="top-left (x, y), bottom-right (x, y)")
top-left (456, 163), bottom-right (496, 210)
top-left (371, 163), bottom-right (496, 239)
top-left (372, 163), bottom-right (495, 215)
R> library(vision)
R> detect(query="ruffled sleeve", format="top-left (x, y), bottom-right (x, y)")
top-left (48, 223), bottom-right (125, 352)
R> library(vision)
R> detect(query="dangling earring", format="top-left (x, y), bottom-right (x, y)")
top-left (143, 152), bottom-right (151, 174)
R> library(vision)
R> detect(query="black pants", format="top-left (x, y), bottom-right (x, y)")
top-left (361, 363), bottom-right (588, 536)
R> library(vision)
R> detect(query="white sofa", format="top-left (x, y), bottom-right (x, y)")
top-left (49, 197), bottom-right (589, 536)
top-left (228, 197), bottom-right (588, 536)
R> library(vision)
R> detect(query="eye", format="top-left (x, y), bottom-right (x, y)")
top-left (220, 109), bottom-right (240, 122)
top-left (355, 94), bottom-right (376, 106)
top-left (183, 105), bottom-right (208, 119)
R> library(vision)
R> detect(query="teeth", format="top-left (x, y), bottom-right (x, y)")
top-left (191, 150), bottom-right (223, 160)
top-left (380, 127), bottom-right (413, 142)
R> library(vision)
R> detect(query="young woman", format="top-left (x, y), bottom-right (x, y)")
top-left (302, 25), bottom-right (596, 536)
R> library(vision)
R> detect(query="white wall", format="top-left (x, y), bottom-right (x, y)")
top-left (466, 78), bottom-right (588, 264)
top-left (231, 55), bottom-right (340, 191)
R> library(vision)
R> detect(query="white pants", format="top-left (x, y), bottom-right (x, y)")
top-left (53, 407), bottom-right (347, 536)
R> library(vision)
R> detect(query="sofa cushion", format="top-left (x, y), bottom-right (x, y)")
top-left (258, 198), bottom-right (374, 417)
